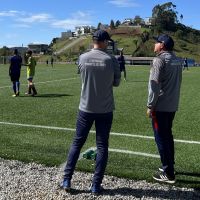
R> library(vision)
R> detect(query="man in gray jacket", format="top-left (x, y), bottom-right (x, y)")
top-left (147, 34), bottom-right (182, 184)
top-left (61, 30), bottom-right (121, 194)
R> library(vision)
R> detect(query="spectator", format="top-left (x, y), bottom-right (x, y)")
top-left (147, 34), bottom-right (182, 184)
top-left (60, 30), bottom-right (121, 194)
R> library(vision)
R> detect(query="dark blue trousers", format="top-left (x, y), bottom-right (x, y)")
top-left (64, 110), bottom-right (113, 186)
top-left (12, 81), bottom-right (20, 94)
top-left (152, 111), bottom-right (175, 177)
top-left (10, 75), bottom-right (20, 94)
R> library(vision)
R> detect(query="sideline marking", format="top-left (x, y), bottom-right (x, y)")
top-left (78, 147), bottom-right (159, 160)
top-left (0, 77), bottom-right (78, 89)
top-left (109, 148), bottom-right (159, 158)
top-left (0, 121), bottom-right (200, 145)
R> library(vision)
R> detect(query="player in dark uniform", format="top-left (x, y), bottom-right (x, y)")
top-left (117, 50), bottom-right (126, 81)
top-left (183, 57), bottom-right (189, 70)
top-left (9, 49), bottom-right (22, 97)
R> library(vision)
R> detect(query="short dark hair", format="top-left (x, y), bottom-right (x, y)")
top-left (14, 49), bottom-right (18, 55)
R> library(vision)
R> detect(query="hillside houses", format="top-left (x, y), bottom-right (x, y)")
top-left (74, 25), bottom-right (96, 36)
top-left (121, 17), bottom-right (153, 27)
top-left (60, 26), bottom-right (96, 39)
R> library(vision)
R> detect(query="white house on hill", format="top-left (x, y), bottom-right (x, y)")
top-left (74, 25), bottom-right (96, 36)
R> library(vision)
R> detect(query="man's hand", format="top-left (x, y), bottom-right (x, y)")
top-left (146, 108), bottom-right (152, 118)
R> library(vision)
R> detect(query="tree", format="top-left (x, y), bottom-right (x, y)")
top-left (97, 22), bottom-right (102, 30)
top-left (115, 20), bottom-right (121, 27)
top-left (133, 15), bottom-right (143, 25)
top-left (188, 32), bottom-right (199, 43)
top-left (141, 31), bottom-right (149, 42)
top-left (49, 38), bottom-right (59, 47)
top-left (110, 20), bottom-right (115, 29)
top-left (0, 46), bottom-right (10, 56)
top-left (152, 2), bottom-right (178, 31)
top-left (79, 45), bottom-right (86, 54)
top-left (175, 29), bottom-right (184, 39)
top-left (180, 14), bottom-right (183, 23)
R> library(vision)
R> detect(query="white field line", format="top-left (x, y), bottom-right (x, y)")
top-left (0, 121), bottom-right (200, 145)
top-left (61, 146), bottom-right (159, 169)
top-left (109, 148), bottom-right (160, 158)
top-left (0, 77), bottom-right (78, 89)
top-left (78, 147), bottom-right (159, 160)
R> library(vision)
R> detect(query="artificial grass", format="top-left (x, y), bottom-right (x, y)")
top-left (0, 64), bottom-right (199, 188)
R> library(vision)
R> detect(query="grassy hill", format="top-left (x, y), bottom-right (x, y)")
top-left (39, 26), bottom-right (200, 63)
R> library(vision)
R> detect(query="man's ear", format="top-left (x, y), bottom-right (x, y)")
top-left (160, 42), bottom-right (165, 50)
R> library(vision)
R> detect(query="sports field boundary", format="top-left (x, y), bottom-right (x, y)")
top-left (78, 147), bottom-right (160, 160)
top-left (0, 77), bottom-right (78, 89)
top-left (1, 121), bottom-right (200, 145)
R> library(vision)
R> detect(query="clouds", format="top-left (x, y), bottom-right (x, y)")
top-left (108, 0), bottom-right (139, 8)
top-left (17, 13), bottom-right (53, 23)
top-left (51, 11), bottom-right (93, 29)
top-left (0, 10), bottom-right (93, 30)
top-left (0, 10), bottom-right (20, 17)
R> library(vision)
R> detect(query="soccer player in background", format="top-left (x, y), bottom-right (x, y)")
top-left (9, 49), bottom-right (22, 97)
top-left (147, 34), bottom-right (182, 184)
top-left (51, 57), bottom-right (54, 68)
top-left (183, 57), bottom-right (189, 70)
top-left (117, 50), bottom-right (126, 81)
top-left (24, 50), bottom-right (37, 96)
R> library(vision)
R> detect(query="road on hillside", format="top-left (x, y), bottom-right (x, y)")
top-left (54, 36), bottom-right (86, 55)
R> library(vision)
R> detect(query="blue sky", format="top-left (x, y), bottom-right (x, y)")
top-left (0, 0), bottom-right (199, 47)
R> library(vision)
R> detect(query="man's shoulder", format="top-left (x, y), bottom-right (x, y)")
top-left (80, 49), bottom-right (111, 60)
top-left (79, 50), bottom-right (93, 59)
top-left (11, 55), bottom-right (22, 61)
top-left (153, 56), bottom-right (165, 68)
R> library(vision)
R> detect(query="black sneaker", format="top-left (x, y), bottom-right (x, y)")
top-left (32, 92), bottom-right (37, 96)
top-left (153, 171), bottom-right (175, 184)
top-left (90, 184), bottom-right (104, 195)
top-left (60, 178), bottom-right (71, 191)
top-left (25, 92), bottom-right (32, 96)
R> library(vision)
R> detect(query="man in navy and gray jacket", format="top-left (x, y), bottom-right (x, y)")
top-left (147, 34), bottom-right (182, 184)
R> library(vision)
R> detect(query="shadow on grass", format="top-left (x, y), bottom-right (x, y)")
top-left (125, 80), bottom-right (148, 83)
top-left (21, 94), bottom-right (73, 98)
top-left (176, 171), bottom-right (200, 178)
top-left (176, 171), bottom-right (200, 186)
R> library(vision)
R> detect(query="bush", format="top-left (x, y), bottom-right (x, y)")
top-left (175, 30), bottom-right (184, 39)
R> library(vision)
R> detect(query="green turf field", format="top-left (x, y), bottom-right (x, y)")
top-left (0, 64), bottom-right (199, 188)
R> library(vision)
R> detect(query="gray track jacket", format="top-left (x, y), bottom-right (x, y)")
top-left (147, 51), bottom-right (182, 112)
top-left (78, 48), bottom-right (121, 113)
